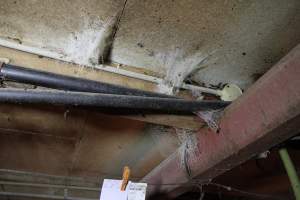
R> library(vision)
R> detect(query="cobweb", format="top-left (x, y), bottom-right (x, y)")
top-left (195, 109), bottom-right (224, 133)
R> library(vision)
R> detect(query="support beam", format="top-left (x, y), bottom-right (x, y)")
top-left (0, 46), bottom-right (202, 130)
top-left (142, 44), bottom-right (300, 197)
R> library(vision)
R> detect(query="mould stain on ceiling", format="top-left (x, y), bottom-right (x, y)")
top-left (0, 0), bottom-right (123, 64)
top-left (111, 0), bottom-right (300, 89)
top-left (0, 0), bottom-right (300, 91)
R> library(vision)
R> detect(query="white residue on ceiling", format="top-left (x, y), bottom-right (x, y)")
top-left (156, 47), bottom-right (215, 94)
top-left (62, 16), bottom-right (117, 66)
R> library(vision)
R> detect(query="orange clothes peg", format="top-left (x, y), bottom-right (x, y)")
top-left (121, 166), bottom-right (130, 191)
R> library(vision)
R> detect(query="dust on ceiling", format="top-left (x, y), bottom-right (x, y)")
top-left (0, 0), bottom-right (300, 90)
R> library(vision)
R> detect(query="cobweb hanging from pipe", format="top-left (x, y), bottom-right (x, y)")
top-left (195, 109), bottom-right (224, 133)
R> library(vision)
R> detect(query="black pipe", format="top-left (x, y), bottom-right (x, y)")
top-left (0, 64), bottom-right (174, 98)
top-left (0, 89), bottom-right (230, 112)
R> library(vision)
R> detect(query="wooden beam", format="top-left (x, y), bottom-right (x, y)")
top-left (142, 44), bottom-right (300, 197)
top-left (124, 114), bottom-right (203, 130)
top-left (0, 46), bottom-right (203, 130)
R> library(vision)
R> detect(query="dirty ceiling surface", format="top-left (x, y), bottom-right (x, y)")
top-left (1, 0), bottom-right (300, 90)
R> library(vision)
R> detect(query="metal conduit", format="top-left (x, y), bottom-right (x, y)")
top-left (0, 88), bottom-right (229, 113)
top-left (0, 181), bottom-right (100, 191)
top-left (0, 191), bottom-right (97, 200)
top-left (0, 64), bottom-right (174, 98)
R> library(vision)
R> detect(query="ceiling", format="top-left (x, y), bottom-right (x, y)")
top-left (1, 0), bottom-right (299, 91)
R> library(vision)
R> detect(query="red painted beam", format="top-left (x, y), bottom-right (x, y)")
top-left (142, 44), bottom-right (300, 197)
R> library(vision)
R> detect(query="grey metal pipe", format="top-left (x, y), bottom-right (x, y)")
top-left (0, 88), bottom-right (229, 113)
top-left (0, 191), bottom-right (97, 200)
top-left (0, 64), bottom-right (174, 98)
top-left (0, 181), bottom-right (100, 191)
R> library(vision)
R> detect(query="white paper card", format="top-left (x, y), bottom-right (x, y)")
top-left (100, 179), bottom-right (147, 200)
top-left (128, 182), bottom-right (147, 200)
top-left (100, 179), bottom-right (128, 200)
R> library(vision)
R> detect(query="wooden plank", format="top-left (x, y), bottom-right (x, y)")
top-left (124, 114), bottom-right (203, 130)
top-left (0, 104), bottom-right (174, 178)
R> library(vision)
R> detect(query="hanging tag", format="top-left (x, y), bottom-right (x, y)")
top-left (128, 182), bottom-right (147, 200)
top-left (100, 179), bottom-right (128, 200)
top-left (99, 180), bottom-right (147, 200)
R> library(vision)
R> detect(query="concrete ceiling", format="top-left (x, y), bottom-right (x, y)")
top-left (1, 0), bottom-right (299, 91)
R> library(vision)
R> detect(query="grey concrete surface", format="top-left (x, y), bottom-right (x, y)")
top-left (0, 0), bottom-right (125, 65)
top-left (111, 0), bottom-right (300, 89)
top-left (1, 0), bottom-right (300, 90)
